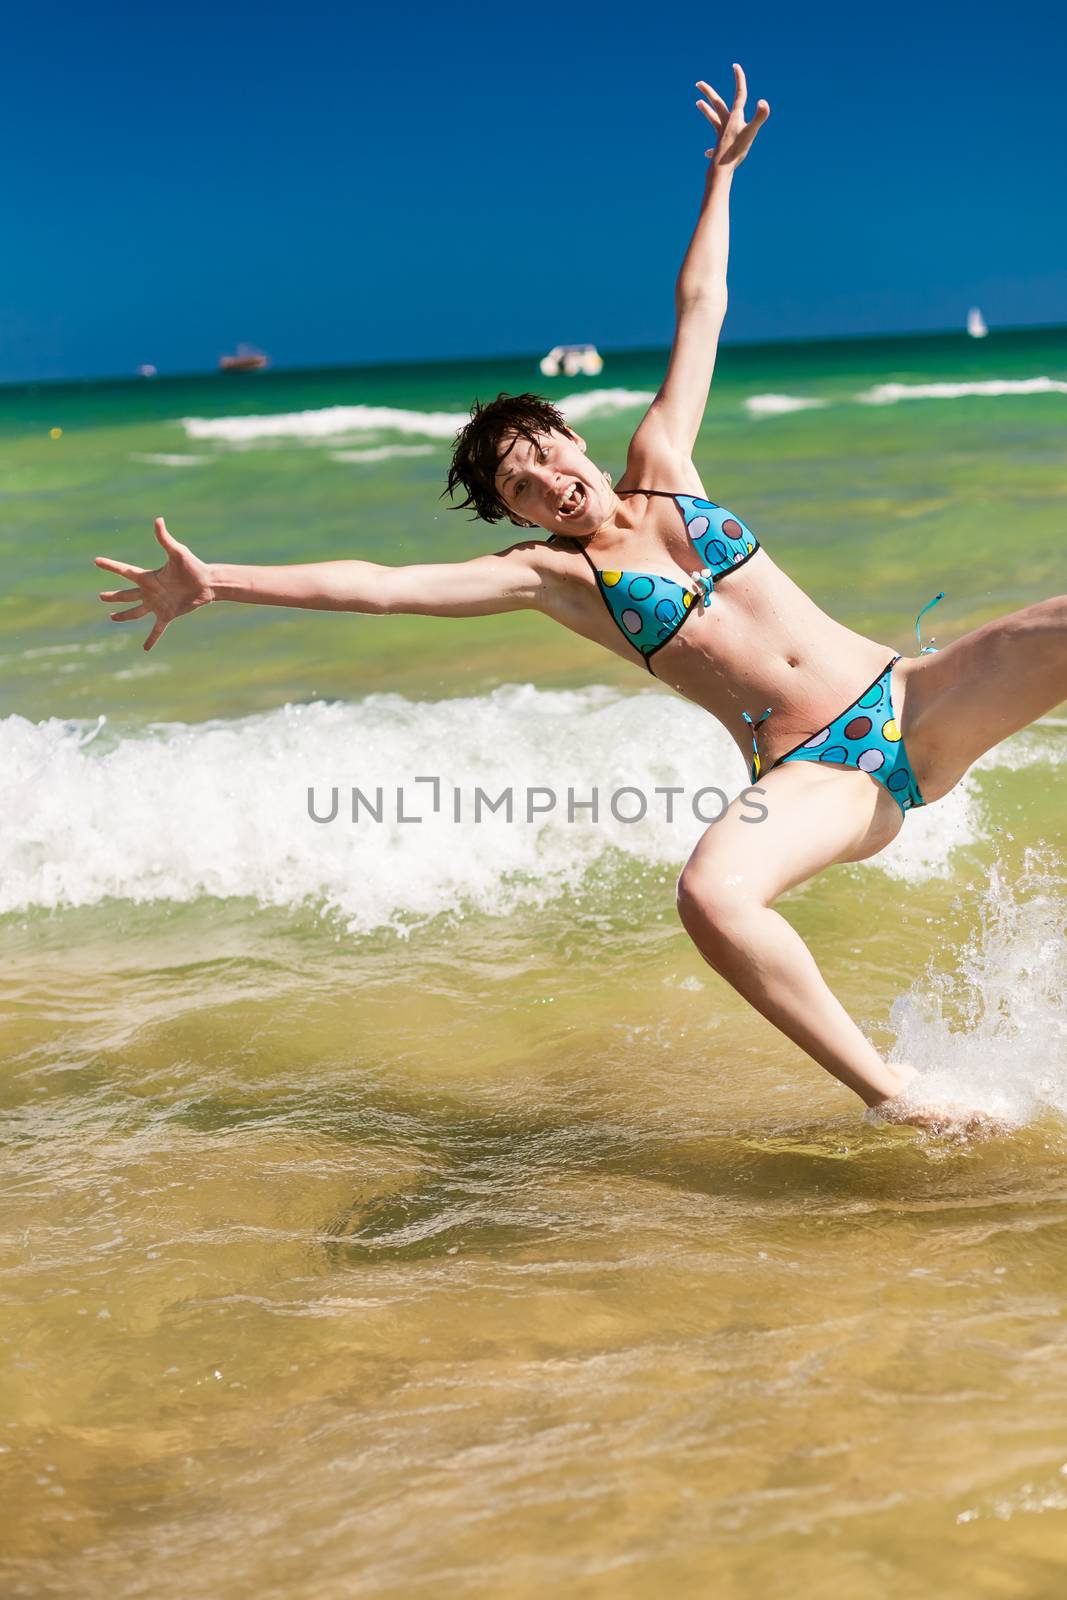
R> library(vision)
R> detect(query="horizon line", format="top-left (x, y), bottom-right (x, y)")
top-left (4, 316), bottom-right (1065, 393)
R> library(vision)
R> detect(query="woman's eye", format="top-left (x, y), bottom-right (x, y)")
top-left (515, 480), bottom-right (527, 496)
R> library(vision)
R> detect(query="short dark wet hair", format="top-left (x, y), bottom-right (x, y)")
top-left (445, 392), bottom-right (570, 524)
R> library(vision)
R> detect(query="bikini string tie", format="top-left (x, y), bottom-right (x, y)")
top-left (659, 569), bottom-right (715, 642)
top-left (914, 591), bottom-right (945, 655)
top-left (741, 706), bottom-right (773, 784)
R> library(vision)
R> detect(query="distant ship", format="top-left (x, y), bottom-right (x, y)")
top-left (966, 307), bottom-right (988, 339)
top-left (539, 343), bottom-right (604, 378)
top-left (136, 363), bottom-right (158, 378)
top-left (219, 343), bottom-right (270, 372)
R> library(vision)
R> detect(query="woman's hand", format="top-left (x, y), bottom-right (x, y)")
top-left (95, 516), bottom-right (214, 651)
top-left (696, 63), bottom-right (769, 170)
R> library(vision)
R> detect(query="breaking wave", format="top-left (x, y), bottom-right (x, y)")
top-left (181, 390), bottom-right (656, 445)
top-left (0, 682), bottom-right (1024, 934)
top-left (858, 376), bottom-right (1067, 405)
top-left (744, 393), bottom-right (829, 419)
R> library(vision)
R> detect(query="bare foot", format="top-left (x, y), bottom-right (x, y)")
top-left (869, 1087), bottom-right (1013, 1139)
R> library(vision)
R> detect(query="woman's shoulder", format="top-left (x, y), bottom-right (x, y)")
top-left (617, 440), bottom-right (710, 500)
top-left (488, 533), bottom-right (580, 564)
top-left (488, 536), bottom-right (589, 616)
top-left (543, 532), bottom-right (585, 556)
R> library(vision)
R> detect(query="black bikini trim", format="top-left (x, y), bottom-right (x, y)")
top-left (766, 654), bottom-right (902, 770)
top-left (578, 544), bottom-right (655, 673)
top-left (644, 601), bottom-right (703, 667)
top-left (701, 542), bottom-right (763, 580)
top-left (616, 489), bottom-right (688, 499)
top-left (577, 497), bottom-right (765, 677)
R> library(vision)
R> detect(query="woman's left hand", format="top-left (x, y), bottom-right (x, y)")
top-left (696, 63), bottom-right (770, 170)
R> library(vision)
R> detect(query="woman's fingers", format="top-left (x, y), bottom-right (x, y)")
top-left (728, 102), bottom-right (771, 160)
top-left (95, 556), bottom-right (146, 579)
top-left (695, 71), bottom-right (769, 161)
top-left (95, 531), bottom-right (183, 649)
top-left (732, 61), bottom-right (747, 110)
top-left (154, 515), bottom-right (182, 554)
top-left (695, 79), bottom-right (730, 117)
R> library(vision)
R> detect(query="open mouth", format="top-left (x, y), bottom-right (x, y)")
top-left (557, 482), bottom-right (586, 519)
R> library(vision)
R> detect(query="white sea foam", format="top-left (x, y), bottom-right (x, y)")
top-left (974, 728), bottom-right (1067, 773)
top-left (0, 684), bottom-right (1014, 933)
top-left (858, 376), bottom-right (1067, 406)
top-left (867, 782), bottom-right (984, 883)
top-left (129, 452), bottom-right (211, 467)
top-left (178, 376), bottom-right (1067, 443)
top-left (556, 388), bottom-right (655, 421)
top-left (874, 716), bottom-right (1067, 880)
top-left (957, 1463), bottom-right (1067, 1526)
top-left (744, 393), bottom-right (829, 419)
top-left (0, 688), bottom-right (723, 932)
top-left (183, 404), bottom-right (464, 443)
top-left (181, 389), bottom-right (655, 445)
top-left (329, 445), bottom-right (436, 465)
top-left (745, 376), bottom-right (1067, 418)
top-left (887, 848), bottom-right (1067, 1123)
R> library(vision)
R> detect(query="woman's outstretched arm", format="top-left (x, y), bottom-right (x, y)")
top-left (626, 63), bottom-right (769, 474)
top-left (96, 517), bottom-right (548, 651)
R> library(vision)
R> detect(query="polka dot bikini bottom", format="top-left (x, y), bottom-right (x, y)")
top-left (766, 654), bottom-right (926, 814)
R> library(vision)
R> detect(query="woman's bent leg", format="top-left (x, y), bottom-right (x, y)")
top-left (901, 593), bottom-right (1067, 799)
top-left (677, 762), bottom-right (915, 1107)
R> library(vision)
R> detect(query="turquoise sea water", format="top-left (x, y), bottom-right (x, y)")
top-left (3, 328), bottom-right (1067, 1597)
top-left (5, 325), bottom-right (1066, 723)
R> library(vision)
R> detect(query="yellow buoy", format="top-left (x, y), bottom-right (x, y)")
top-left (49, 427), bottom-right (63, 440)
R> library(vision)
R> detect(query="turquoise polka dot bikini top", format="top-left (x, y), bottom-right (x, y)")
top-left (575, 489), bottom-right (761, 674)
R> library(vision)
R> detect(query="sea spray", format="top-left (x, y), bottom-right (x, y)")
top-left (889, 846), bottom-right (1067, 1121)
top-left (0, 685), bottom-right (987, 932)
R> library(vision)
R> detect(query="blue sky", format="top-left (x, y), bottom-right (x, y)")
top-left (3, 0), bottom-right (1063, 381)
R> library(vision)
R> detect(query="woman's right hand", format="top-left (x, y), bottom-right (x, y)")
top-left (96, 517), bottom-right (215, 651)
top-left (696, 64), bottom-right (770, 170)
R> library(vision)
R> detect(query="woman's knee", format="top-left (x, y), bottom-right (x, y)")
top-left (1028, 593), bottom-right (1067, 636)
top-left (676, 861), bottom-right (755, 951)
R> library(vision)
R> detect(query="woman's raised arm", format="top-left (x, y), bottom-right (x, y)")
top-left (625, 64), bottom-right (770, 474)
top-left (96, 517), bottom-right (548, 651)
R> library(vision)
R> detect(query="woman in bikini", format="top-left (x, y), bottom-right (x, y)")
top-left (96, 66), bottom-right (1067, 1131)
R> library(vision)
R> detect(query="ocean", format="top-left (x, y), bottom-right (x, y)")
top-left (3, 327), bottom-right (1067, 1597)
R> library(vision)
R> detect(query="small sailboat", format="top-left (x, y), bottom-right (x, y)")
top-left (966, 307), bottom-right (988, 339)
top-left (539, 344), bottom-right (604, 378)
top-left (219, 343), bottom-right (270, 372)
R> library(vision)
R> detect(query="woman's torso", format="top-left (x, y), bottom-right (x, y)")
top-left (540, 484), bottom-right (899, 774)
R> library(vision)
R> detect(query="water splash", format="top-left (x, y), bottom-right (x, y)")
top-left (889, 846), bottom-right (1067, 1121)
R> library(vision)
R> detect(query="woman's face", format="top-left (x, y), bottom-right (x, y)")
top-left (493, 427), bottom-right (613, 537)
